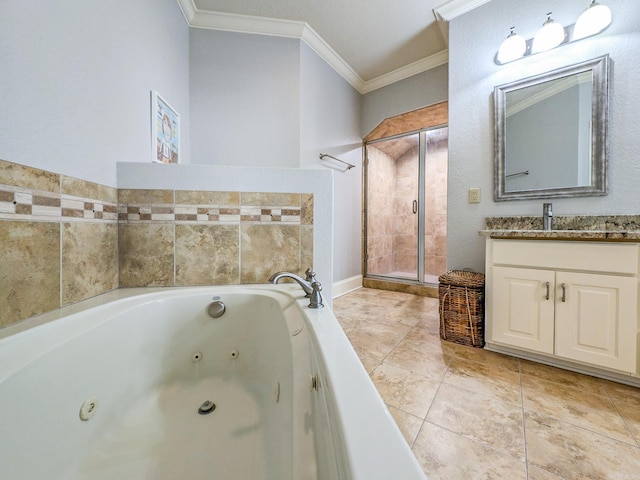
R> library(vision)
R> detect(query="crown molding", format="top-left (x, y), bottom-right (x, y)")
top-left (176, 0), bottom-right (454, 94)
top-left (361, 50), bottom-right (449, 94)
top-left (433, 0), bottom-right (492, 21)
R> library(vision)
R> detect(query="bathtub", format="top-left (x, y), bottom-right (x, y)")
top-left (0, 285), bottom-right (426, 480)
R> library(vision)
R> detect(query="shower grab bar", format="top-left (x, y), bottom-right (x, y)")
top-left (319, 153), bottom-right (355, 171)
top-left (506, 170), bottom-right (529, 178)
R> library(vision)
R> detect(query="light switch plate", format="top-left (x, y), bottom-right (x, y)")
top-left (469, 188), bottom-right (481, 204)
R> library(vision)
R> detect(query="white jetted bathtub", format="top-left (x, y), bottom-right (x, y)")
top-left (0, 285), bottom-right (426, 480)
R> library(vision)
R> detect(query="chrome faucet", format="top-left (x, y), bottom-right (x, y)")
top-left (268, 270), bottom-right (324, 309)
top-left (543, 203), bottom-right (553, 231)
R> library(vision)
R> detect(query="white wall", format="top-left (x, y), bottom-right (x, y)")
top-left (189, 29), bottom-right (300, 167)
top-left (0, 0), bottom-right (190, 187)
top-left (448, 0), bottom-right (640, 272)
top-left (361, 64), bottom-right (449, 138)
top-left (300, 43), bottom-right (363, 282)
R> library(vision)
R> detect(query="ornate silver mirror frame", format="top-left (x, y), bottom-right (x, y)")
top-left (494, 54), bottom-right (609, 201)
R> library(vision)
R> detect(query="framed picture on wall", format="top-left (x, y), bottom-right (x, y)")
top-left (151, 91), bottom-right (180, 164)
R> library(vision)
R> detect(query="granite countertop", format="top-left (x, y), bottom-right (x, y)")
top-left (480, 215), bottom-right (640, 242)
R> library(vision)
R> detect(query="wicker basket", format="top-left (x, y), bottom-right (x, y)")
top-left (438, 270), bottom-right (485, 347)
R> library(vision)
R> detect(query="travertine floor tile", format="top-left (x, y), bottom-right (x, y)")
top-left (385, 334), bottom-right (452, 380)
top-left (525, 410), bottom-right (640, 480)
top-left (443, 356), bottom-right (522, 405)
top-left (370, 363), bottom-right (440, 418)
top-left (522, 375), bottom-right (636, 445)
top-left (453, 344), bottom-right (520, 372)
top-left (332, 288), bottom-right (640, 479)
top-left (427, 383), bottom-right (526, 461)
top-left (344, 321), bottom-right (411, 361)
top-left (388, 405), bottom-right (423, 446)
top-left (412, 421), bottom-right (527, 480)
top-left (527, 465), bottom-right (566, 480)
top-left (520, 360), bottom-right (608, 396)
top-left (600, 380), bottom-right (640, 444)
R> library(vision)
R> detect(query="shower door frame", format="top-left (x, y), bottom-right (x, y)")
top-left (363, 125), bottom-right (446, 286)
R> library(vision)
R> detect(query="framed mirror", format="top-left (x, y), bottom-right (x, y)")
top-left (494, 55), bottom-right (609, 201)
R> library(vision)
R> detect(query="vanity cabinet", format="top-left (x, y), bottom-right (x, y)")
top-left (486, 239), bottom-right (639, 375)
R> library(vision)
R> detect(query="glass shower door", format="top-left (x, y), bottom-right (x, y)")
top-left (365, 132), bottom-right (421, 282)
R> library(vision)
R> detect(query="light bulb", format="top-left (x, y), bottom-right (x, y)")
top-left (574, 1), bottom-right (612, 40)
top-left (497, 27), bottom-right (527, 64)
top-left (532, 13), bottom-right (566, 53)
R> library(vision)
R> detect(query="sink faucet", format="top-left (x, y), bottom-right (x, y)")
top-left (543, 203), bottom-right (553, 231)
top-left (268, 271), bottom-right (324, 309)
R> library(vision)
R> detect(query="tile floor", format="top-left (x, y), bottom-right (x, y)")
top-left (332, 287), bottom-right (640, 480)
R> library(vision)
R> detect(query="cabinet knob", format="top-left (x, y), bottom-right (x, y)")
top-left (545, 282), bottom-right (550, 300)
top-left (561, 283), bottom-right (567, 302)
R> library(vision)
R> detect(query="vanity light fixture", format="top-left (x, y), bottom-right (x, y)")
top-left (531, 13), bottom-right (566, 54)
top-left (497, 27), bottom-right (527, 64)
top-left (495, 1), bottom-right (612, 65)
top-left (574, 1), bottom-right (613, 40)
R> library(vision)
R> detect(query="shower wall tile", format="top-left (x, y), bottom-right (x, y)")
top-left (240, 224), bottom-right (301, 283)
top-left (0, 221), bottom-right (60, 327)
top-left (175, 224), bottom-right (240, 285)
top-left (119, 224), bottom-right (175, 287)
top-left (61, 222), bottom-right (118, 305)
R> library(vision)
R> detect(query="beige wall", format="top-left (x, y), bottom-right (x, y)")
top-left (0, 159), bottom-right (313, 329)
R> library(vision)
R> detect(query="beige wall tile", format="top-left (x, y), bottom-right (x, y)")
top-left (118, 189), bottom-right (174, 204)
top-left (0, 159), bottom-right (59, 193)
top-left (61, 222), bottom-right (118, 305)
top-left (175, 190), bottom-right (240, 205)
top-left (175, 225), bottom-right (239, 285)
top-left (301, 193), bottom-right (313, 225)
top-left (0, 221), bottom-right (60, 327)
top-left (300, 225), bottom-right (314, 275)
top-left (119, 224), bottom-right (174, 287)
top-left (241, 192), bottom-right (300, 206)
top-left (241, 224), bottom-right (300, 283)
top-left (60, 176), bottom-right (117, 203)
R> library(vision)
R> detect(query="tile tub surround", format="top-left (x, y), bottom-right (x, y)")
top-left (483, 215), bottom-right (640, 240)
top-left (1, 158), bottom-right (315, 330)
top-left (118, 189), bottom-right (314, 287)
top-left (333, 288), bottom-right (640, 479)
top-left (0, 159), bottom-right (119, 328)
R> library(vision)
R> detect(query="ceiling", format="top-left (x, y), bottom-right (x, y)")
top-left (177, 0), bottom-right (491, 93)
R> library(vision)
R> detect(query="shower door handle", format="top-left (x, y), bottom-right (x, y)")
top-left (412, 200), bottom-right (417, 214)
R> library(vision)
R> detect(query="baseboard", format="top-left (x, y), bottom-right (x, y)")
top-left (333, 275), bottom-right (363, 298)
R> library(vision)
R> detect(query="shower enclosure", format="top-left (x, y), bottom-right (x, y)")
top-left (364, 126), bottom-right (448, 286)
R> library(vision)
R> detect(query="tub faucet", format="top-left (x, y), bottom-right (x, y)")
top-left (543, 203), bottom-right (553, 231)
top-left (268, 271), bottom-right (324, 309)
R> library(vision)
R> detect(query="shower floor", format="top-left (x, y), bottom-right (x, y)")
top-left (64, 377), bottom-right (284, 480)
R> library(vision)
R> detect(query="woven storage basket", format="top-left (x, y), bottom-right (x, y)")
top-left (439, 270), bottom-right (485, 347)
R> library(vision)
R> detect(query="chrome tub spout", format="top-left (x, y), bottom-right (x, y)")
top-left (269, 271), bottom-right (324, 309)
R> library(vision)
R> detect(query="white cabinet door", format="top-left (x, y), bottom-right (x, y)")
top-left (491, 266), bottom-right (555, 354)
top-left (555, 272), bottom-right (638, 374)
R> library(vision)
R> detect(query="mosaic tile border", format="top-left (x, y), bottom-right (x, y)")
top-left (0, 183), bottom-right (118, 223)
top-left (117, 190), bottom-right (311, 225)
top-left (117, 204), bottom-right (303, 224)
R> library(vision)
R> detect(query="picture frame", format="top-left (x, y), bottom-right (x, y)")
top-left (151, 91), bottom-right (180, 164)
